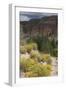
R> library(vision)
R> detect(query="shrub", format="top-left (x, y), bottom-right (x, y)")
top-left (20, 46), bottom-right (27, 54)
top-left (20, 40), bottom-right (26, 46)
top-left (49, 38), bottom-right (58, 57)
top-left (33, 36), bottom-right (50, 53)
top-left (20, 57), bottom-right (26, 71)
top-left (30, 50), bottom-right (41, 61)
top-left (28, 36), bottom-right (58, 57)
top-left (25, 64), bottom-right (52, 77)
top-left (20, 56), bottom-right (52, 77)
top-left (30, 63), bottom-right (44, 76)
top-left (31, 43), bottom-right (38, 50)
top-left (20, 57), bottom-right (37, 72)
top-left (25, 43), bottom-right (38, 53)
top-left (41, 64), bottom-right (52, 76)
top-left (25, 44), bottom-right (33, 53)
top-left (41, 54), bottom-right (52, 64)
top-left (51, 48), bottom-right (58, 57)
top-left (44, 64), bottom-right (52, 71)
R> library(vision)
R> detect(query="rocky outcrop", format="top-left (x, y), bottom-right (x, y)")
top-left (20, 15), bottom-right (58, 39)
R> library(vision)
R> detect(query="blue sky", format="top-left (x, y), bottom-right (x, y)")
top-left (20, 12), bottom-right (57, 21)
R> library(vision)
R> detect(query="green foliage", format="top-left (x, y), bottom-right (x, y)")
top-left (46, 64), bottom-right (52, 71)
top-left (32, 36), bottom-right (50, 53)
top-left (49, 39), bottom-right (58, 57)
top-left (24, 43), bottom-right (38, 53)
top-left (20, 40), bottom-right (26, 46)
top-left (20, 35), bottom-right (57, 77)
top-left (41, 54), bottom-right (52, 64)
top-left (20, 56), bottom-right (52, 77)
top-left (20, 57), bottom-right (37, 72)
top-left (27, 38), bottom-right (34, 43)
top-left (20, 57), bottom-right (25, 71)
top-left (51, 39), bottom-right (57, 48)
top-left (20, 36), bottom-right (58, 57)
top-left (25, 44), bottom-right (33, 53)
top-left (25, 64), bottom-right (52, 77)
top-left (30, 50), bottom-right (41, 61)
top-left (31, 43), bottom-right (38, 50)
top-left (27, 36), bottom-right (58, 57)
top-left (20, 46), bottom-right (27, 54)
top-left (51, 48), bottom-right (58, 57)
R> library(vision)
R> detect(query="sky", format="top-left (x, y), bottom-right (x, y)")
top-left (20, 12), bottom-right (57, 21)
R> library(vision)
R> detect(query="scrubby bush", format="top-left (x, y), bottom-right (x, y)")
top-left (31, 43), bottom-right (38, 50)
top-left (32, 36), bottom-right (50, 53)
top-left (41, 54), bottom-right (52, 64)
top-left (20, 55), bottom-right (52, 77)
top-left (25, 44), bottom-right (33, 53)
top-left (41, 64), bottom-right (52, 76)
top-left (20, 46), bottom-right (27, 54)
top-left (25, 64), bottom-right (52, 77)
top-left (20, 57), bottom-right (37, 72)
top-left (25, 43), bottom-right (38, 53)
top-left (45, 64), bottom-right (52, 71)
top-left (30, 50), bottom-right (41, 61)
top-left (20, 43), bottom-right (37, 54)
top-left (27, 36), bottom-right (58, 58)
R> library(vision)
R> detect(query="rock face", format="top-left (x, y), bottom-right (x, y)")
top-left (20, 15), bottom-right (58, 39)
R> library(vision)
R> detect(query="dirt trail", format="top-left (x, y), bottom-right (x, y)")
top-left (51, 57), bottom-right (58, 76)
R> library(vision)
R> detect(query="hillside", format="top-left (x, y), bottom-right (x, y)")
top-left (20, 15), bottom-right (58, 40)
